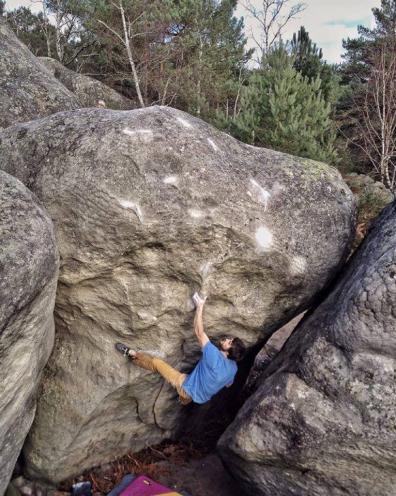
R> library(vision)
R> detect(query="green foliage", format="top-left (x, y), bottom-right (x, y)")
top-left (181, 0), bottom-right (251, 118)
top-left (51, 0), bottom-right (250, 117)
top-left (3, 0), bottom-right (342, 166)
top-left (229, 46), bottom-right (337, 163)
top-left (291, 25), bottom-right (323, 76)
top-left (290, 26), bottom-right (342, 106)
top-left (358, 190), bottom-right (390, 222)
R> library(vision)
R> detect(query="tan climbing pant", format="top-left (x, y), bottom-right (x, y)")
top-left (133, 352), bottom-right (192, 405)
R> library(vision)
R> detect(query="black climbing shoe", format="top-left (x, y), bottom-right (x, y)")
top-left (115, 342), bottom-right (135, 358)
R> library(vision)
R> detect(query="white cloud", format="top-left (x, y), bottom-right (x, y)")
top-left (5, 0), bottom-right (43, 13)
top-left (236, 0), bottom-right (381, 63)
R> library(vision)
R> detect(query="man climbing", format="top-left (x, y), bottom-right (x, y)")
top-left (115, 292), bottom-right (246, 405)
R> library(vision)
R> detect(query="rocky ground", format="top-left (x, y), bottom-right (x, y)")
top-left (9, 442), bottom-right (239, 496)
top-left (72, 444), bottom-right (240, 496)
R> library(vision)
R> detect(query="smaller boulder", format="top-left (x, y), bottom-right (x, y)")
top-left (39, 57), bottom-right (136, 110)
top-left (0, 20), bottom-right (79, 128)
top-left (0, 171), bottom-right (58, 495)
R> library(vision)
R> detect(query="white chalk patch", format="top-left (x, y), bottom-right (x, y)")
top-left (255, 226), bottom-right (273, 251)
top-left (250, 178), bottom-right (271, 211)
top-left (297, 389), bottom-right (308, 399)
top-left (290, 255), bottom-right (307, 276)
top-left (176, 117), bottom-right (193, 129)
top-left (200, 261), bottom-right (213, 279)
top-left (163, 175), bottom-right (178, 185)
top-left (137, 311), bottom-right (158, 322)
top-left (122, 128), bottom-right (154, 142)
top-left (271, 181), bottom-right (285, 195)
top-left (119, 199), bottom-right (144, 223)
top-left (189, 209), bottom-right (204, 219)
top-left (207, 138), bottom-right (218, 151)
top-left (119, 200), bottom-right (135, 209)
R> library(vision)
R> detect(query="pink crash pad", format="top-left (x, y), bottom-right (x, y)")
top-left (119, 475), bottom-right (182, 496)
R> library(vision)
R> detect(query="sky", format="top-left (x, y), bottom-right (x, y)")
top-left (5, 0), bottom-right (381, 64)
top-left (236, 0), bottom-right (381, 63)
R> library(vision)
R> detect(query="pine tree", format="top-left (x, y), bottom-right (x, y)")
top-left (290, 26), bottom-right (341, 106)
top-left (291, 26), bottom-right (322, 78)
top-left (231, 45), bottom-right (337, 163)
top-left (46, 0), bottom-right (250, 116)
top-left (162, 0), bottom-right (251, 120)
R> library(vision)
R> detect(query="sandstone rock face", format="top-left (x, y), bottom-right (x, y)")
top-left (218, 201), bottom-right (396, 496)
top-left (0, 171), bottom-right (58, 495)
top-left (0, 106), bottom-right (355, 483)
top-left (0, 20), bottom-right (79, 129)
top-left (39, 57), bottom-right (135, 110)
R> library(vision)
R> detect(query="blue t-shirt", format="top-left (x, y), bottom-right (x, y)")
top-left (182, 341), bottom-right (238, 404)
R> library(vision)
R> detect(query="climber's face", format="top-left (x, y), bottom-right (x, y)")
top-left (219, 336), bottom-right (234, 351)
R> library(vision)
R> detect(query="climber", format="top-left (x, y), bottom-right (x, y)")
top-left (115, 292), bottom-right (246, 405)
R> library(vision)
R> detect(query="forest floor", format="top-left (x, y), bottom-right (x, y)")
top-left (58, 441), bottom-right (240, 496)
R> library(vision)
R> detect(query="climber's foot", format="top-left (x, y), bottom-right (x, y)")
top-left (115, 342), bottom-right (136, 359)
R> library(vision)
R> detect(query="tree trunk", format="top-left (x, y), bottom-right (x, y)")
top-left (55, 1), bottom-right (64, 62)
top-left (42, 2), bottom-right (52, 58)
top-left (197, 34), bottom-right (203, 116)
top-left (119, 1), bottom-right (145, 108)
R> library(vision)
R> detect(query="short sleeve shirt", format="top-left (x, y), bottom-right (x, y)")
top-left (182, 341), bottom-right (238, 404)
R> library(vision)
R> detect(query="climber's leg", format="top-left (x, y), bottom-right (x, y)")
top-left (115, 343), bottom-right (191, 404)
top-left (134, 353), bottom-right (192, 404)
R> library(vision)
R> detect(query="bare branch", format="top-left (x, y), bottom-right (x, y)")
top-left (97, 19), bottom-right (124, 44)
top-left (353, 42), bottom-right (396, 190)
top-left (243, 0), bottom-right (306, 58)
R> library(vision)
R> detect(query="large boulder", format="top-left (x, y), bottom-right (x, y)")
top-left (218, 201), bottom-right (396, 496)
top-left (0, 20), bottom-right (79, 129)
top-left (39, 57), bottom-right (136, 110)
top-left (0, 106), bottom-right (355, 483)
top-left (0, 171), bottom-right (58, 496)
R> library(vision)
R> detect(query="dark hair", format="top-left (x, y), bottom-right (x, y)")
top-left (228, 337), bottom-right (246, 362)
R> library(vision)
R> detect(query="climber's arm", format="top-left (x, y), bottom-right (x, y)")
top-left (193, 298), bottom-right (209, 349)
